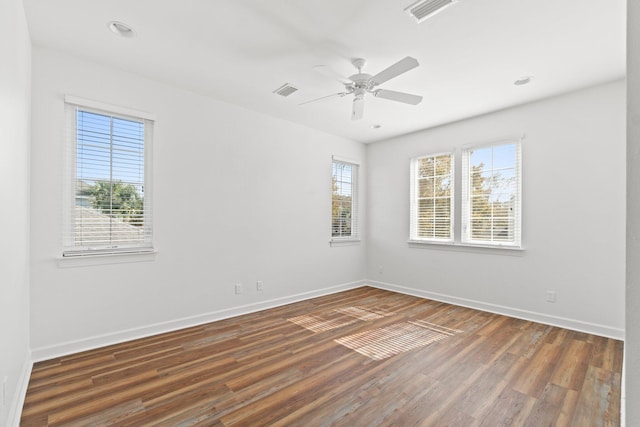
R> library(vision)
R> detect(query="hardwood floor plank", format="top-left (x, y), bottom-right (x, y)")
top-left (557, 389), bottom-right (580, 427)
top-left (26, 345), bottom-right (183, 395)
top-left (522, 383), bottom-right (568, 426)
top-left (478, 387), bottom-right (537, 426)
top-left (55, 399), bottom-right (146, 427)
top-left (21, 369), bottom-right (160, 419)
top-left (447, 353), bottom-right (514, 420)
top-left (511, 342), bottom-right (563, 398)
top-left (550, 339), bottom-right (592, 390)
top-left (219, 351), bottom-right (366, 426)
top-left (20, 287), bottom-right (623, 426)
top-left (572, 365), bottom-right (622, 427)
top-left (272, 349), bottom-right (429, 426)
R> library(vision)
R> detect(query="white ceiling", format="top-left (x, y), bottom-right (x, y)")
top-left (23, 0), bottom-right (626, 143)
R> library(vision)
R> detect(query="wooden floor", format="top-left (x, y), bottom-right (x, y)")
top-left (21, 287), bottom-right (623, 426)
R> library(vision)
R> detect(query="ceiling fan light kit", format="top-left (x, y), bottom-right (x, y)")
top-left (405, 0), bottom-right (458, 23)
top-left (302, 56), bottom-right (423, 121)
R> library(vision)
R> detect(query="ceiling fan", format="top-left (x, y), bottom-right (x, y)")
top-left (301, 56), bottom-right (423, 121)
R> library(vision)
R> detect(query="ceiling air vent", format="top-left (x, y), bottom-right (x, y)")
top-left (273, 83), bottom-right (298, 97)
top-left (405, 0), bottom-right (457, 23)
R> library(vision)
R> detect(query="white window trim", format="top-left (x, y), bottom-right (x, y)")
top-left (58, 250), bottom-right (157, 268)
top-left (330, 155), bottom-right (360, 245)
top-left (461, 138), bottom-right (522, 248)
top-left (408, 135), bottom-right (524, 252)
top-left (407, 239), bottom-right (525, 255)
top-left (65, 95), bottom-right (156, 121)
top-left (62, 95), bottom-right (156, 260)
top-left (409, 151), bottom-right (455, 243)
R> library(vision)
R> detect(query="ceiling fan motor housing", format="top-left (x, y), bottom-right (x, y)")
top-left (348, 73), bottom-right (374, 91)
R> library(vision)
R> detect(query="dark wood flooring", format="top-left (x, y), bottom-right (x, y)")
top-left (21, 287), bottom-right (623, 426)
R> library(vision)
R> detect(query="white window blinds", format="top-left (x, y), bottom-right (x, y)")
top-left (410, 153), bottom-right (454, 242)
top-left (462, 141), bottom-right (521, 247)
top-left (64, 97), bottom-right (154, 256)
top-left (332, 158), bottom-right (359, 239)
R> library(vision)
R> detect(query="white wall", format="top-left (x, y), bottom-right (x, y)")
top-left (0, 0), bottom-right (31, 425)
top-left (627, 0), bottom-right (640, 423)
top-left (367, 80), bottom-right (625, 338)
top-left (29, 47), bottom-right (366, 359)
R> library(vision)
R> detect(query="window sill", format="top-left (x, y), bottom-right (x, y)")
top-left (408, 240), bottom-right (524, 256)
top-left (58, 250), bottom-right (157, 268)
top-left (330, 238), bottom-right (361, 247)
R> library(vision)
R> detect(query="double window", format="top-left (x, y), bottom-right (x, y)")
top-left (64, 96), bottom-right (154, 256)
top-left (331, 158), bottom-right (359, 240)
top-left (411, 140), bottom-right (522, 248)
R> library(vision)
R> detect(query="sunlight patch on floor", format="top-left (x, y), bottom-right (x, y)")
top-left (335, 321), bottom-right (462, 360)
top-left (288, 306), bottom-right (395, 332)
top-left (287, 314), bottom-right (358, 332)
top-left (335, 306), bottom-right (395, 321)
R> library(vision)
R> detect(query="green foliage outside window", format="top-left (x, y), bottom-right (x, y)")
top-left (87, 180), bottom-right (144, 226)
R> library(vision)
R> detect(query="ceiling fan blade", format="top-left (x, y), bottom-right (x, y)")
top-left (299, 92), bottom-right (348, 105)
top-left (351, 96), bottom-right (364, 121)
top-left (374, 89), bottom-right (423, 105)
top-left (312, 65), bottom-right (353, 85)
top-left (370, 56), bottom-right (420, 86)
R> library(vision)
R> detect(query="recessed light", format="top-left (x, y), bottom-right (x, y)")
top-left (107, 21), bottom-right (136, 38)
top-left (514, 76), bottom-right (534, 86)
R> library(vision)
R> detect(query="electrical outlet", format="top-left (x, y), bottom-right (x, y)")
top-left (546, 290), bottom-right (557, 303)
top-left (235, 283), bottom-right (243, 294)
top-left (378, 265), bottom-right (384, 274)
top-left (256, 281), bottom-right (263, 291)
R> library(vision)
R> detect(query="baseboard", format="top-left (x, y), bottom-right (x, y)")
top-left (29, 277), bottom-right (624, 362)
top-left (31, 280), bottom-right (366, 362)
top-left (366, 280), bottom-right (625, 340)
top-left (6, 351), bottom-right (32, 427)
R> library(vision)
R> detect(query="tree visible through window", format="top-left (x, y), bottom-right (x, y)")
top-left (411, 154), bottom-right (453, 241)
top-left (332, 159), bottom-right (358, 239)
top-left (64, 99), bottom-right (154, 256)
top-left (463, 142), bottom-right (521, 246)
top-left (410, 140), bottom-right (521, 248)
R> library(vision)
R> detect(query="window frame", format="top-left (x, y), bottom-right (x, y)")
top-left (63, 95), bottom-right (155, 258)
top-left (408, 137), bottom-right (523, 251)
top-left (409, 152), bottom-right (455, 243)
top-left (461, 140), bottom-right (522, 248)
top-left (331, 156), bottom-right (360, 243)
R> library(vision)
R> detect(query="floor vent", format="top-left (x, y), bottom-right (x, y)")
top-left (405, 0), bottom-right (456, 23)
top-left (273, 83), bottom-right (298, 97)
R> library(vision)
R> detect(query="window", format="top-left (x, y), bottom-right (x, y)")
top-left (462, 141), bottom-right (521, 247)
top-left (410, 153), bottom-right (454, 242)
top-left (64, 96), bottom-right (154, 256)
top-left (410, 139), bottom-right (522, 249)
top-left (331, 158), bottom-right (359, 240)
